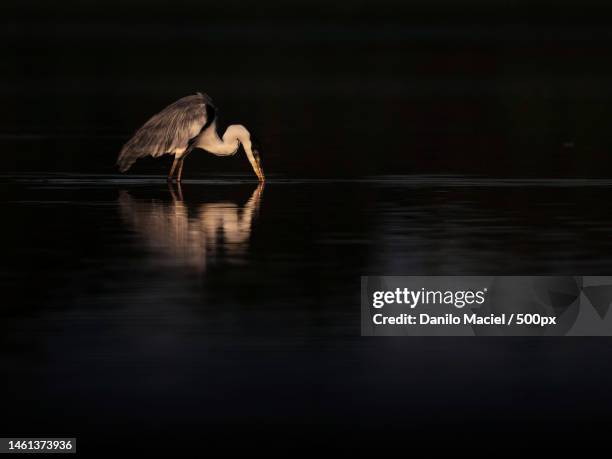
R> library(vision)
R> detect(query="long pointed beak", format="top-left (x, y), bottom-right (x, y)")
top-left (255, 157), bottom-right (265, 182)
top-left (245, 145), bottom-right (265, 182)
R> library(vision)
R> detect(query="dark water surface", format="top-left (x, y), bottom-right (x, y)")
top-left (6, 0), bottom-right (612, 452)
top-left (2, 174), bottom-right (612, 452)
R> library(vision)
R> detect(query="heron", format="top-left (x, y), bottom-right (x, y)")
top-left (116, 92), bottom-right (265, 182)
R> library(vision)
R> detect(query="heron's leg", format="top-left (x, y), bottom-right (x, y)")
top-left (177, 159), bottom-right (185, 183)
top-left (168, 157), bottom-right (179, 182)
top-left (167, 181), bottom-right (184, 202)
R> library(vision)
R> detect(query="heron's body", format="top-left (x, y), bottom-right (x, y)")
top-left (117, 93), bottom-right (264, 182)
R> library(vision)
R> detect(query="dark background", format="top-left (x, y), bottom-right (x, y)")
top-left (4, 0), bottom-right (612, 177)
top-left (3, 2), bottom-right (612, 456)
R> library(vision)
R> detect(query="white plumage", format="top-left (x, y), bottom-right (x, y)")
top-left (117, 93), bottom-right (265, 182)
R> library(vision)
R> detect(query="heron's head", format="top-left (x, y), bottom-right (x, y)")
top-left (251, 140), bottom-right (265, 182)
top-left (229, 124), bottom-right (265, 182)
top-left (245, 138), bottom-right (265, 182)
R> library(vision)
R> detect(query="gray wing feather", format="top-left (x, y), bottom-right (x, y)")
top-left (117, 93), bottom-right (213, 172)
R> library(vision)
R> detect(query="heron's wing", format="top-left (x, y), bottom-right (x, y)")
top-left (117, 92), bottom-right (215, 172)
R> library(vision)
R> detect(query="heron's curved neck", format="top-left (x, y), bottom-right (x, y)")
top-left (198, 123), bottom-right (249, 156)
top-left (195, 123), bottom-right (263, 180)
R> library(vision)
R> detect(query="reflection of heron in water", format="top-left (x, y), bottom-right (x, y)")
top-left (118, 183), bottom-right (264, 272)
top-left (116, 92), bottom-right (265, 182)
